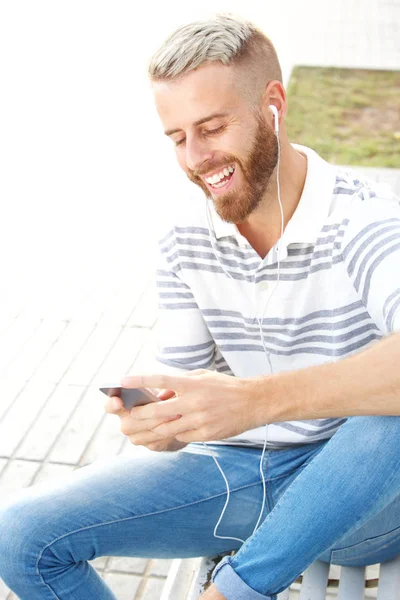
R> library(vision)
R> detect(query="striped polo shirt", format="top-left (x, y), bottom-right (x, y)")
top-left (154, 144), bottom-right (400, 448)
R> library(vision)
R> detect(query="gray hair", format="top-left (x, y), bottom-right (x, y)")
top-left (148, 14), bottom-right (282, 84)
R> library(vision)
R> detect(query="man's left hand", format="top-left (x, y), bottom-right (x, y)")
top-left (122, 370), bottom-right (262, 443)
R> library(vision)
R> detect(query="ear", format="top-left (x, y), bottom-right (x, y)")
top-left (260, 80), bottom-right (287, 127)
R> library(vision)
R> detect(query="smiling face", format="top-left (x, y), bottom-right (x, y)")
top-left (152, 62), bottom-right (278, 223)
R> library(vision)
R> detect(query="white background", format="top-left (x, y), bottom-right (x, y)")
top-left (0, 1), bottom-right (293, 315)
top-left (1, 1), bottom-right (397, 315)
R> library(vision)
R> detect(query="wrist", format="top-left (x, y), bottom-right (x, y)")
top-left (244, 372), bottom-right (302, 425)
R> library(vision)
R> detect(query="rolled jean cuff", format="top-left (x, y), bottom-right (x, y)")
top-left (212, 556), bottom-right (276, 600)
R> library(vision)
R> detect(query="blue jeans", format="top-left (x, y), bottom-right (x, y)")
top-left (1, 416), bottom-right (400, 600)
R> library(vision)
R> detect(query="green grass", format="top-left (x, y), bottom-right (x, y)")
top-left (285, 67), bottom-right (400, 168)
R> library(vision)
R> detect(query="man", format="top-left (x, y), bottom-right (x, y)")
top-left (1, 14), bottom-right (400, 600)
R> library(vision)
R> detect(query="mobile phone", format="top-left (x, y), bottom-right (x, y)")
top-left (99, 385), bottom-right (159, 410)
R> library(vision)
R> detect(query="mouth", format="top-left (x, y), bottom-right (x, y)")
top-left (202, 164), bottom-right (236, 195)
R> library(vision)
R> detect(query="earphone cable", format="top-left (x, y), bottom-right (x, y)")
top-left (203, 124), bottom-right (283, 543)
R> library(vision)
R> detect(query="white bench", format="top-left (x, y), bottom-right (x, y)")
top-left (161, 554), bottom-right (400, 599)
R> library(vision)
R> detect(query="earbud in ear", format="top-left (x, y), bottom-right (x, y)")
top-left (269, 105), bottom-right (279, 135)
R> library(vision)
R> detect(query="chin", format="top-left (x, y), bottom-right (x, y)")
top-left (214, 205), bottom-right (248, 224)
top-left (213, 195), bottom-right (252, 224)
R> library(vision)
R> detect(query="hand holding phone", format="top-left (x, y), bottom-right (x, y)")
top-left (99, 385), bottom-right (158, 411)
top-left (101, 383), bottom-right (186, 452)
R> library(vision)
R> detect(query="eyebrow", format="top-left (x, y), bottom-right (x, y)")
top-left (164, 112), bottom-right (229, 137)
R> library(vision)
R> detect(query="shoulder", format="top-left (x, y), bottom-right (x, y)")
top-left (329, 167), bottom-right (400, 239)
top-left (334, 167), bottom-right (398, 206)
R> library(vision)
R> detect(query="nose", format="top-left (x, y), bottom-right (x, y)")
top-left (185, 136), bottom-right (213, 173)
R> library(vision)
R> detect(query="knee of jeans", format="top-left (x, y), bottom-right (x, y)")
top-left (0, 495), bottom-right (53, 584)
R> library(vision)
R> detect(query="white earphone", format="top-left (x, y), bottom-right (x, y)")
top-left (269, 104), bottom-right (279, 135)
top-left (203, 101), bottom-right (284, 545)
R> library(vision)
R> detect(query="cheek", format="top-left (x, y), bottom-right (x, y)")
top-left (176, 149), bottom-right (188, 172)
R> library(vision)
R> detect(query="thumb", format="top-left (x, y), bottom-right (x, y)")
top-left (104, 395), bottom-right (128, 416)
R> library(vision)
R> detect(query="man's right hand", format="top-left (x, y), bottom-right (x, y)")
top-left (104, 390), bottom-right (188, 452)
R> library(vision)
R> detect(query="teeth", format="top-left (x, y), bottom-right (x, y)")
top-left (205, 165), bottom-right (235, 184)
top-left (213, 180), bottom-right (228, 188)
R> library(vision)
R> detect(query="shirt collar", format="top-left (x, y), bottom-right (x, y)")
top-left (207, 144), bottom-right (337, 249)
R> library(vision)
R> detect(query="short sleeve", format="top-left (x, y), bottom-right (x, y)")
top-left (340, 193), bottom-right (400, 335)
top-left (152, 228), bottom-right (216, 375)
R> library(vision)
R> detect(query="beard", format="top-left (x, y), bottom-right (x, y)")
top-left (186, 114), bottom-right (278, 223)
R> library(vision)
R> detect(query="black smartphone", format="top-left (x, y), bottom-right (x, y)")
top-left (99, 385), bottom-right (159, 410)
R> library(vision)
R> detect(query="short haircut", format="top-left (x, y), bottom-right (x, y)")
top-left (148, 14), bottom-right (282, 103)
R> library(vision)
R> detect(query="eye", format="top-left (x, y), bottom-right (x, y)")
top-left (174, 138), bottom-right (186, 147)
top-left (204, 125), bottom-right (225, 136)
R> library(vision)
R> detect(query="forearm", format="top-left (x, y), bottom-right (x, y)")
top-left (252, 332), bottom-right (400, 423)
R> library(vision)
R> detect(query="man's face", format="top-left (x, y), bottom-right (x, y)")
top-left (152, 63), bottom-right (278, 223)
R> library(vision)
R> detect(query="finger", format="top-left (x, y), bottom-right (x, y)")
top-left (127, 429), bottom-right (167, 445)
top-left (152, 415), bottom-right (196, 439)
top-left (121, 374), bottom-right (189, 392)
top-left (104, 395), bottom-right (129, 417)
top-left (120, 413), bottom-right (182, 437)
top-left (131, 396), bottom-right (184, 420)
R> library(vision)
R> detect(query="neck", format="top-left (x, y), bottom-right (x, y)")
top-left (236, 138), bottom-right (307, 258)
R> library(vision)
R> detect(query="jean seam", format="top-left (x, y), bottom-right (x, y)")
top-left (35, 479), bottom-right (262, 593)
top-left (35, 573), bottom-right (62, 600)
top-left (265, 468), bottom-right (311, 484)
top-left (332, 525), bottom-right (400, 562)
top-left (263, 453), bottom-right (273, 515)
top-left (263, 451), bottom-right (322, 485)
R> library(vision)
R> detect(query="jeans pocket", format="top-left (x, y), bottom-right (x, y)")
top-left (331, 526), bottom-right (400, 566)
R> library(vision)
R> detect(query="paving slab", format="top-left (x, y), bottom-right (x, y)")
top-left (103, 572), bottom-right (142, 600)
top-left (33, 320), bottom-right (97, 383)
top-left (0, 581), bottom-right (11, 600)
top-left (90, 325), bottom-right (151, 388)
top-left (15, 383), bottom-right (84, 461)
top-left (140, 577), bottom-right (166, 600)
top-left (0, 460), bottom-right (7, 476)
top-left (33, 462), bottom-right (76, 485)
top-left (1, 318), bottom-right (69, 381)
top-left (62, 323), bottom-right (128, 386)
top-left (47, 385), bottom-right (113, 464)
top-left (109, 557), bottom-right (149, 575)
top-left (0, 380), bottom-right (55, 457)
top-left (0, 459), bottom-right (41, 504)
top-left (0, 378), bottom-right (26, 423)
top-left (0, 314), bottom-right (43, 374)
